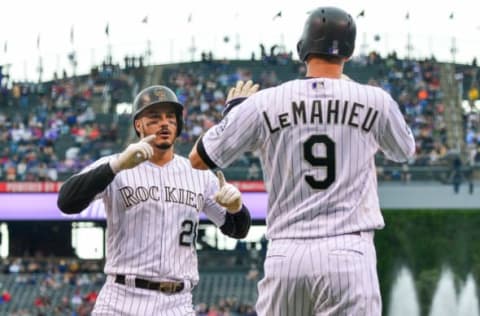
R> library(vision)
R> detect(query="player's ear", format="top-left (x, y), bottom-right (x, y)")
top-left (134, 119), bottom-right (142, 134)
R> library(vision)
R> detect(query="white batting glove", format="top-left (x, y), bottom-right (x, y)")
top-left (223, 80), bottom-right (260, 117)
top-left (109, 134), bottom-right (155, 173)
top-left (226, 80), bottom-right (260, 103)
top-left (214, 171), bottom-right (242, 213)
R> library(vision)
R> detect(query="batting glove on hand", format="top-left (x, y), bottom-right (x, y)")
top-left (214, 171), bottom-right (242, 213)
top-left (226, 80), bottom-right (260, 103)
top-left (223, 80), bottom-right (260, 116)
top-left (109, 135), bottom-right (155, 173)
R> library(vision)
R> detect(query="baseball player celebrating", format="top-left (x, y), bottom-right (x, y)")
top-left (57, 85), bottom-right (251, 316)
top-left (189, 7), bottom-right (415, 316)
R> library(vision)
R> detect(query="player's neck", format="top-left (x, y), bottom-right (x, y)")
top-left (305, 59), bottom-right (344, 78)
top-left (150, 148), bottom-right (175, 166)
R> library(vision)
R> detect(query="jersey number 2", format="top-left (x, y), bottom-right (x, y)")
top-left (180, 220), bottom-right (197, 247)
top-left (303, 135), bottom-right (336, 189)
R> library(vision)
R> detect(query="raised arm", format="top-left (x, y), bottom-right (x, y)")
top-left (189, 80), bottom-right (260, 170)
top-left (57, 135), bottom-right (155, 214)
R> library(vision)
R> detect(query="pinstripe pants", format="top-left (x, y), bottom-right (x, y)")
top-left (92, 276), bottom-right (195, 316)
top-left (256, 232), bottom-right (381, 316)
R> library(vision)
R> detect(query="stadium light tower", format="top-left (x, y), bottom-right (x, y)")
top-left (68, 52), bottom-right (77, 78)
top-left (105, 22), bottom-right (112, 65)
top-left (69, 25), bottom-right (77, 77)
top-left (36, 33), bottom-right (43, 82)
top-left (450, 37), bottom-right (457, 64)
top-left (141, 17), bottom-right (152, 66)
top-left (355, 10), bottom-right (368, 57)
top-left (189, 37), bottom-right (197, 62)
top-left (449, 12), bottom-right (456, 64)
top-left (235, 34), bottom-right (241, 59)
top-left (405, 12), bottom-right (413, 60)
top-left (406, 33), bottom-right (414, 60)
top-left (36, 56), bottom-right (43, 82)
top-left (145, 39), bottom-right (152, 66)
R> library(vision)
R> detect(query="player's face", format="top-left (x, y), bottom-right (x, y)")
top-left (136, 104), bottom-right (178, 150)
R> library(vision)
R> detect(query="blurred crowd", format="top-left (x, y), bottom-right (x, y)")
top-left (1, 51), bottom-right (479, 182)
top-left (195, 298), bottom-right (256, 316)
top-left (462, 67), bottom-right (480, 164)
top-left (0, 257), bottom-right (104, 315)
top-left (0, 256), bottom-right (258, 316)
top-left (0, 60), bottom-right (142, 182)
top-left (365, 52), bottom-right (447, 166)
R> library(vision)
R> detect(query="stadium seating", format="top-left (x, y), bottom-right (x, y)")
top-left (0, 269), bottom-right (259, 315)
top-left (1, 53), bottom-right (477, 182)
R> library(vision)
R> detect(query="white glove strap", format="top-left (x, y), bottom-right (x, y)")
top-left (109, 159), bottom-right (121, 174)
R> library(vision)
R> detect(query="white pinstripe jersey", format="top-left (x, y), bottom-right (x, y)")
top-left (80, 154), bottom-right (226, 285)
top-left (202, 78), bottom-right (415, 240)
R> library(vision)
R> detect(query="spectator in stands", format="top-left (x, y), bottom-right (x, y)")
top-left (84, 290), bottom-right (98, 304)
top-left (70, 289), bottom-right (82, 307)
top-left (195, 303), bottom-right (208, 316)
top-left (8, 259), bottom-right (22, 273)
top-left (468, 85), bottom-right (479, 102)
top-left (466, 162), bottom-right (475, 194)
top-left (207, 304), bottom-right (221, 316)
top-left (401, 163), bottom-right (412, 183)
top-left (451, 155), bottom-right (463, 194)
top-left (1, 290), bottom-right (11, 304)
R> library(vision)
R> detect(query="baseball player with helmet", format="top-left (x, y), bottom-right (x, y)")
top-left (189, 6), bottom-right (415, 316)
top-left (57, 85), bottom-right (251, 316)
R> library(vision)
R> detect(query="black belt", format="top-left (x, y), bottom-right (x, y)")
top-left (114, 275), bottom-right (184, 294)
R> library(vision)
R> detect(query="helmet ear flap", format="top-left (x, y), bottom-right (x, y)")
top-left (297, 40), bottom-right (311, 62)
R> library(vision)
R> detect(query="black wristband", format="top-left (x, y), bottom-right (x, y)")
top-left (223, 97), bottom-right (247, 117)
top-left (220, 204), bottom-right (251, 239)
top-left (197, 136), bottom-right (218, 170)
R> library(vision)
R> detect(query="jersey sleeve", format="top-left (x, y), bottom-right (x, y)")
top-left (78, 155), bottom-right (117, 200)
top-left (57, 155), bottom-right (117, 214)
top-left (79, 155), bottom-right (115, 174)
top-left (201, 171), bottom-right (227, 227)
top-left (377, 93), bottom-right (416, 162)
top-left (200, 96), bottom-right (264, 169)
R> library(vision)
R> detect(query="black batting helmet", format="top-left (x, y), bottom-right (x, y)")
top-left (132, 85), bottom-right (184, 137)
top-left (297, 7), bottom-right (356, 61)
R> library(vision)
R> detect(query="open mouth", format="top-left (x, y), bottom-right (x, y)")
top-left (158, 130), bottom-right (171, 138)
